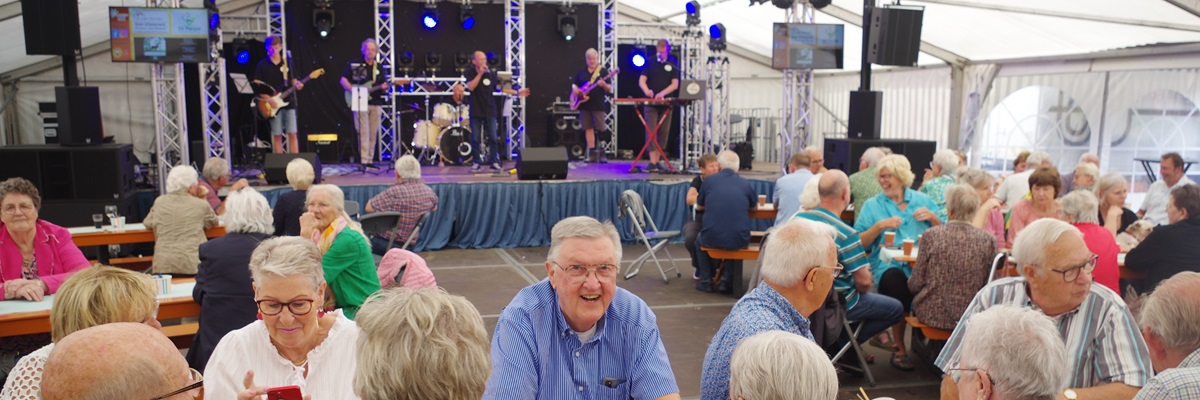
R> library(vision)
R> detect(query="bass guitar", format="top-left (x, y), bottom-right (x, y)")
top-left (255, 69), bottom-right (325, 119)
top-left (343, 78), bottom-right (411, 108)
top-left (569, 68), bottom-right (619, 110)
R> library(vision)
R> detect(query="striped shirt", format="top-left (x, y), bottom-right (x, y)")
top-left (1133, 348), bottom-right (1200, 400)
top-left (935, 277), bottom-right (1152, 389)
top-left (794, 208), bottom-right (870, 310)
top-left (699, 284), bottom-right (813, 400)
top-left (483, 280), bottom-right (679, 400)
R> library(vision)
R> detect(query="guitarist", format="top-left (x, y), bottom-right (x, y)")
top-left (254, 36), bottom-right (305, 154)
top-left (339, 38), bottom-right (400, 167)
top-left (571, 48), bottom-right (613, 163)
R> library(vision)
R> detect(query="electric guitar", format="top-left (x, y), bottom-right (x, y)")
top-left (343, 78), bottom-right (411, 108)
top-left (569, 68), bottom-right (619, 110)
top-left (255, 69), bottom-right (325, 119)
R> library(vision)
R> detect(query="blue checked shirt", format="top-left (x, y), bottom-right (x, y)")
top-left (699, 284), bottom-right (814, 400)
top-left (1133, 348), bottom-right (1200, 400)
top-left (793, 208), bottom-right (870, 310)
top-left (483, 280), bottom-right (679, 400)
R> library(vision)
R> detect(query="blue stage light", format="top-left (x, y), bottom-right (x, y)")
top-left (462, 14), bottom-right (474, 29)
top-left (423, 13), bottom-right (438, 29)
top-left (632, 54), bottom-right (646, 67)
top-left (236, 49), bottom-right (251, 64)
top-left (709, 23), bottom-right (723, 39)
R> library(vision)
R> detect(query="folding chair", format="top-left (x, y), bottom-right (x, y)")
top-left (401, 212), bottom-right (431, 250)
top-left (344, 200), bottom-right (361, 220)
top-left (618, 190), bottom-right (682, 283)
top-left (829, 314), bottom-right (878, 387)
top-left (987, 251), bottom-right (1009, 283)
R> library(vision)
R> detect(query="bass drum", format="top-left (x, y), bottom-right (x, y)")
top-left (413, 120), bottom-right (441, 148)
top-left (438, 126), bottom-right (474, 165)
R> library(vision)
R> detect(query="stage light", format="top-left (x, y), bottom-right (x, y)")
top-left (708, 23), bottom-right (726, 51)
top-left (422, 3), bottom-right (438, 29)
top-left (313, 8), bottom-right (335, 39)
top-left (426, 51), bottom-right (442, 75)
top-left (486, 52), bottom-right (502, 69)
top-left (631, 44), bottom-right (647, 68)
top-left (558, 7), bottom-right (576, 42)
top-left (232, 38), bottom-right (251, 65)
top-left (771, 0), bottom-right (795, 9)
top-left (748, 0), bottom-right (769, 5)
top-left (397, 51), bottom-right (414, 75)
top-left (453, 52), bottom-right (470, 73)
top-left (685, 1), bottom-right (701, 27)
top-left (460, 3), bottom-right (475, 29)
top-left (808, 0), bottom-right (831, 8)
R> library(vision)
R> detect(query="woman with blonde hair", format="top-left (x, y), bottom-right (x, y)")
top-left (299, 184), bottom-right (380, 319)
top-left (0, 266), bottom-right (160, 400)
top-left (273, 158), bottom-right (316, 236)
top-left (1096, 173), bottom-right (1138, 236)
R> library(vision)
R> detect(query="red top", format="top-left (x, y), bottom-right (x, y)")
top-left (1075, 222), bottom-right (1120, 294)
top-left (0, 219), bottom-right (91, 296)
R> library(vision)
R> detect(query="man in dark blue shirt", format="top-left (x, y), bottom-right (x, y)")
top-left (465, 51), bottom-right (530, 172)
top-left (637, 39), bottom-right (680, 172)
top-left (696, 150), bottom-right (758, 293)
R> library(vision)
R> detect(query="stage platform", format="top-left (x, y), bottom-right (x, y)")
top-left (299, 159), bottom-right (784, 186)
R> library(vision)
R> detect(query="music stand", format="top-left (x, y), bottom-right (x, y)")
top-left (229, 73), bottom-right (267, 178)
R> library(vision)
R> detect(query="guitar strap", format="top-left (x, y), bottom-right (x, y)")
top-left (587, 67), bottom-right (601, 86)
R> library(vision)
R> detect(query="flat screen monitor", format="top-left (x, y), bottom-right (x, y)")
top-left (771, 23), bottom-right (844, 70)
top-left (109, 7), bottom-right (215, 63)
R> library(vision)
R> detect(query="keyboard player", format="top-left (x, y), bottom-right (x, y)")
top-left (637, 39), bottom-right (680, 172)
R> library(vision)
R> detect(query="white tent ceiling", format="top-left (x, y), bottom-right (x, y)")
top-left (1, 0), bottom-right (1200, 78)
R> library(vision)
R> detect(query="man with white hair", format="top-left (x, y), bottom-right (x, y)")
top-left (573, 48), bottom-right (613, 163)
top-left (365, 155), bottom-right (439, 254)
top-left (699, 218), bottom-right (840, 400)
top-left (804, 145), bottom-right (827, 174)
top-left (849, 146), bottom-right (887, 221)
top-left (1133, 272), bottom-right (1200, 399)
top-left (41, 323), bottom-right (200, 400)
top-left (994, 150), bottom-right (1053, 206)
top-left (921, 149), bottom-right (962, 222)
top-left (936, 218), bottom-right (1152, 400)
top-left (1062, 152), bottom-right (1100, 194)
top-left (952, 305), bottom-right (1068, 400)
top-left (695, 150), bottom-right (758, 293)
top-left (728, 331), bottom-right (838, 400)
top-left (199, 157), bottom-right (249, 215)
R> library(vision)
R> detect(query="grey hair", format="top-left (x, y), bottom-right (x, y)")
top-left (361, 38), bottom-right (377, 53)
top-left (729, 330), bottom-right (837, 400)
top-left (1011, 219), bottom-right (1081, 276)
top-left (1096, 173), bottom-right (1129, 209)
top-left (1139, 271), bottom-right (1200, 353)
top-left (202, 157), bottom-right (230, 181)
top-left (249, 236), bottom-right (325, 289)
top-left (394, 155), bottom-right (422, 180)
top-left (761, 219), bottom-right (836, 287)
top-left (717, 150), bottom-right (740, 171)
top-left (959, 305), bottom-right (1068, 400)
top-left (932, 149), bottom-right (960, 176)
top-left (165, 165), bottom-right (199, 194)
top-left (223, 188), bottom-right (275, 234)
top-left (944, 184), bottom-right (980, 223)
top-left (800, 173), bottom-right (822, 210)
top-left (1059, 190), bottom-right (1100, 224)
top-left (308, 184), bottom-right (363, 233)
top-left (860, 147), bottom-right (886, 168)
top-left (1074, 162), bottom-right (1100, 191)
top-left (547, 216), bottom-right (622, 264)
top-left (585, 48), bottom-right (598, 59)
top-left (286, 158), bottom-right (315, 190)
top-left (354, 287), bottom-right (490, 400)
top-left (1079, 152), bottom-right (1099, 165)
top-left (956, 168), bottom-right (994, 191)
top-left (1026, 151), bottom-right (1052, 168)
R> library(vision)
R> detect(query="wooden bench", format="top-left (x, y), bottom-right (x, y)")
top-left (161, 322), bottom-right (199, 349)
top-left (905, 315), bottom-right (952, 341)
top-left (701, 244), bottom-right (761, 260)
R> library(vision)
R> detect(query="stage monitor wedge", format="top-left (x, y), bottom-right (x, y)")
top-left (264, 153), bottom-right (322, 185)
top-left (517, 147), bottom-right (569, 180)
top-left (868, 6), bottom-right (924, 67)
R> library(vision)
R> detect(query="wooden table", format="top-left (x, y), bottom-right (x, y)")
top-left (749, 203), bottom-right (777, 220)
top-left (0, 278), bottom-right (200, 338)
top-left (69, 223), bottom-right (226, 248)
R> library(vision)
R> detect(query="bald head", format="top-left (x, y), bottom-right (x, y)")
top-left (816, 170), bottom-right (850, 212)
top-left (42, 323), bottom-right (189, 400)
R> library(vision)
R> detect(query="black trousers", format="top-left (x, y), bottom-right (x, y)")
top-left (878, 268), bottom-right (914, 312)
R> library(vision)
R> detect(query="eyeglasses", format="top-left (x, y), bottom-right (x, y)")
top-left (1049, 254), bottom-right (1098, 283)
top-left (946, 367), bottom-right (993, 385)
top-left (551, 261), bottom-right (618, 280)
top-left (1, 203), bottom-right (35, 215)
top-left (149, 367), bottom-right (203, 400)
top-left (256, 299), bottom-right (316, 316)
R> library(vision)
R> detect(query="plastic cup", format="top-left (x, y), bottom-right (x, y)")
top-left (903, 239), bottom-right (915, 256)
top-left (114, 216), bottom-right (126, 231)
top-left (92, 214), bottom-right (103, 229)
top-left (757, 194), bottom-right (767, 206)
top-left (884, 231), bottom-right (896, 247)
top-left (155, 274), bottom-right (172, 295)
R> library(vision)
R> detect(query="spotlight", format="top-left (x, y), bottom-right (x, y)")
top-left (425, 51), bottom-right (442, 75)
top-left (771, 0), bottom-right (795, 9)
top-left (630, 44), bottom-right (647, 68)
top-left (422, 3), bottom-right (438, 29)
top-left (453, 52), bottom-right (470, 73)
top-left (232, 38), bottom-right (251, 65)
top-left (685, 1), bottom-right (701, 27)
top-left (313, 8), bottom-right (335, 39)
top-left (486, 52), bottom-right (502, 69)
top-left (558, 7), bottom-right (576, 42)
top-left (708, 23), bottom-right (726, 52)
top-left (808, 0), bottom-right (831, 8)
top-left (397, 51), bottom-right (414, 75)
top-left (460, 3), bottom-right (475, 30)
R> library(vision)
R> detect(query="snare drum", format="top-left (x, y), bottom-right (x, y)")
top-left (432, 103), bottom-right (455, 127)
top-left (413, 120), bottom-right (441, 148)
top-left (438, 126), bottom-right (474, 165)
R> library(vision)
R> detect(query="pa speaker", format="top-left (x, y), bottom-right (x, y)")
top-left (56, 87), bottom-right (104, 146)
top-left (21, 0), bottom-right (82, 55)
top-left (868, 6), bottom-right (924, 67)
top-left (847, 91), bottom-right (882, 140)
top-left (516, 147), bottom-right (568, 180)
top-left (824, 138), bottom-right (936, 188)
top-left (264, 153), bottom-right (322, 185)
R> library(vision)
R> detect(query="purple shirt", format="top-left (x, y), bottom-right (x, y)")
top-left (198, 178), bottom-right (221, 211)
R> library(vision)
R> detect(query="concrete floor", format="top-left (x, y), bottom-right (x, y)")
top-left (422, 243), bottom-right (943, 400)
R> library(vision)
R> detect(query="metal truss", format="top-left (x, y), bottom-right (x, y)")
top-left (200, 12), bottom-right (232, 165)
top-left (779, 2), bottom-right (815, 173)
top-left (220, 15), bottom-right (270, 36)
top-left (504, 0), bottom-right (526, 157)
top-left (377, 0), bottom-right (397, 161)
top-left (599, 0), bottom-right (618, 156)
top-left (149, 0), bottom-right (188, 191)
top-left (706, 55), bottom-right (730, 152)
top-left (679, 26), bottom-right (706, 171)
top-left (267, 0), bottom-right (285, 39)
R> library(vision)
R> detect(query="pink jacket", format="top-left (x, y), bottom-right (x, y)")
top-left (377, 249), bottom-right (436, 289)
top-left (0, 220), bottom-right (90, 296)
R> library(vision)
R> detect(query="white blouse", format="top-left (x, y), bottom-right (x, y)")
top-left (203, 310), bottom-right (360, 399)
top-left (0, 343), bottom-right (54, 400)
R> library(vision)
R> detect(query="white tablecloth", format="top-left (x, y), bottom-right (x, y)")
top-left (0, 282), bottom-right (195, 315)
top-left (878, 246), bottom-right (919, 263)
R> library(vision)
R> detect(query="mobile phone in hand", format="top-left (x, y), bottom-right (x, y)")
top-left (266, 385), bottom-right (302, 400)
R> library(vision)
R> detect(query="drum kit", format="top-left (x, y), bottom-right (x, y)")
top-left (413, 102), bottom-right (473, 165)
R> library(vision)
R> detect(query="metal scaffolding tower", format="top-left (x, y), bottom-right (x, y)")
top-left (779, 2), bottom-right (815, 173)
top-left (599, 0), bottom-right (619, 156)
top-left (679, 26), bottom-right (706, 172)
top-left (199, 23), bottom-right (231, 166)
top-left (504, 0), bottom-right (527, 156)
top-left (377, 0), bottom-right (397, 161)
top-left (149, 0), bottom-right (189, 191)
top-left (706, 54), bottom-right (730, 152)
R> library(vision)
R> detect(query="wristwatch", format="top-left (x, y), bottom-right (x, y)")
top-left (1063, 389), bottom-right (1078, 400)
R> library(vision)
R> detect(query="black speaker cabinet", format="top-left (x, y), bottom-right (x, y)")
top-left (21, 0), bottom-right (82, 55)
top-left (0, 144), bottom-right (136, 202)
top-left (824, 138), bottom-right (937, 188)
top-left (263, 153), bottom-right (322, 185)
top-left (868, 6), bottom-right (924, 67)
top-left (848, 91), bottom-right (883, 140)
top-left (550, 113), bottom-right (585, 160)
top-left (516, 147), bottom-right (568, 180)
top-left (56, 87), bottom-right (104, 146)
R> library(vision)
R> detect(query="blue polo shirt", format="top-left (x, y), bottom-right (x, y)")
top-left (773, 169), bottom-right (815, 226)
top-left (854, 188), bottom-right (936, 283)
top-left (697, 169), bottom-right (757, 250)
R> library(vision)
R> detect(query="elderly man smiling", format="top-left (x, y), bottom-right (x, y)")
top-left (484, 216), bottom-right (680, 400)
top-left (936, 218), bottom-right (1152, 400)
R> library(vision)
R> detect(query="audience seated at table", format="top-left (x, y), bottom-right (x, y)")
top-left (994, 151), bottom-right (1051, 208)
top-left (0, 266), bottom-right (159, 400)
top-left (1138, 152), bottom-right (1194, 226)
top-left (772, 152), bottom-right (814, 226)
top-left (1059, 190), bottom-right (1120, 293)
top-left (300, 184), bottom-right (381, 320)
top-left (1133, 271), bottom-right (1200, 400)
top-left (1125, 184), bottom-right (1200, 294)
top-left (937, 219), bottom-right (1151, 400)
top-left (804, 145), bottom-right (827, 174)
top-left (700, 218), bottom-right (838, 400)
top-left (951, 305), bottom-right (1068, 400)
top-left (40, 323), bottom-right (199, 400)
top-left (920, 149), bottom-right (961, 222)
top-left (1061, 153), bottom-right (1100, 194)
top-left (849, 146), bottom-right (888, 223)
top-left (909, 184), bottom-right (997, 331)
top-left (144, 165), bottom-right (219, 276)
top-left (273, 158), bottom-right (315, 236)
top-left (695, 150), bottom-right (757, 293)
top-left (684, 153), bottom-right (719, 280)
top-left (199, 157), bottom-right (250, 215)
top-left (354, 287), bottom-right (490, 400)
top-left (188, 188), bottom-right (275, 372)
top-left (955, 168), bottom-right (1005, 246)
top-left (1097, 173), bottom-right (1139, 238)
top-left (854, 154), bottom-right (939, 371)
top-left (728, 331), bottom-right (837, 400)
top-left (364, 155), bottom-right (439, 255)
top-left (1072, 162), bottom-right (1100, 194)
top-left (1005, 166), bottom-right (1062, 249)
top-left (204, 236), bottom-right (360, 399)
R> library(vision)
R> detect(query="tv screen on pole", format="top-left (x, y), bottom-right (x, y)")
top-left (109, 7), bottom-right (215, 63)
top-left (771, 23), bottom-right (844, 70)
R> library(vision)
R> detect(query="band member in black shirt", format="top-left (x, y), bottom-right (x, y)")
top-left (253, 36), bottom-right (305, 154)
top-left (637, 39), bottom-right (680, 172)
top-left (572, 48), bottom-right (613, 163)
top-left (465, 51), bottom-right (530, 171)
top-left (340, 38), bottom-right (406, 166)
